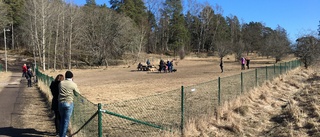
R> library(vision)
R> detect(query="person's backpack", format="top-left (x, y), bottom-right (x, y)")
top-left (27, 69), bottom-right (33, 77)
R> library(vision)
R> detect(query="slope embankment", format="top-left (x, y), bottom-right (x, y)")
top-left (182, 67), bottom-right (320, 137)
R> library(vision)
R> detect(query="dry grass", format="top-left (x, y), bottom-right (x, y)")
top-left (170, 67), bottom-right (320, 137)
top-left (42, 53), bottom-right (285, 105)
top-left (5, 52), bottom-right (299, 136)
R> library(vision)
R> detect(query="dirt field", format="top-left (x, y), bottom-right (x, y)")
top-left (44, 53), bottom-right (294, 104)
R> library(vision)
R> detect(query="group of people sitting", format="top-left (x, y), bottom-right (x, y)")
top-left (159, 59), bottom-right (176, 73)
top-left (137, 59), bottom-right (177, 73)
top-left (137, 59), bottom-right (156, 71)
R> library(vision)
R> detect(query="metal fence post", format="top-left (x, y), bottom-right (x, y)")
top-left (218, 77), bottom-right (221, 105)
top-left (299, 60), bottom-right (301, 67)
top-left (266, 66), bottom-right (268, 80)
top-left (255, 69), bottom-right (258, 87)
top-left (285, 62), bottom-right (287, 72)
top-left (241, 72), bottom-right (243, 93)
top-left (98, 103), bottom-right (102, 137)
top-left (280, 63), bottom-right (282, 74)
top-left (181, 86), bottom-right (184, 135)
top-left (289, 61), bottom-right (292, 70)
top-left (273, 64), bottom-right (276, 76)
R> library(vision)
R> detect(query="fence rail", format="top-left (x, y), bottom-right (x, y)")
top-left (35, 60), bottom-right (300, 137)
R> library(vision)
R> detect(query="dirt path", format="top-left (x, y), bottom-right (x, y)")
top-left (0, 52), bottom-right (55, 137)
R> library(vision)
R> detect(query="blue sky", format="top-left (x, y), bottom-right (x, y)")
top-left (73, 0), bottom-right (320, 43)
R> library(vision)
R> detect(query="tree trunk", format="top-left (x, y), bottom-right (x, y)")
top-left (41, 0), bottom-right (46, 71)
top-left (54, 7), bottom-right (60, 71)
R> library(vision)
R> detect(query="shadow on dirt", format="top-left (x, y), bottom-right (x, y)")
top-left (0, 127), bottom-right (55, 137)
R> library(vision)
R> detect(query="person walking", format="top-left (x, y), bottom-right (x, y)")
top-left (25, 65), bottom-right (33, 87)
top-left (22, 64), bottom-right (27, 77)
top-left (220, 58), bottom-right (224, 73)
top-left (50, 74), bottom-right (64, 136)
top-left (59, 71), bottom-right (80, 137)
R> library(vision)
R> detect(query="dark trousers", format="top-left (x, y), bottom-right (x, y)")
top-left (54, 110), bottom-right (61, 134)
top-left (27, 79), bottom-right (32, 87)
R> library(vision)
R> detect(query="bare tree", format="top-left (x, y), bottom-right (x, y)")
top-left (66, 4), bottom-right (83, 70)
top-left (52, 1), bottom-right (63, 71)
top-left (216, 41), bottom-right (232, 59)
top-left (22, 0), bottom-right (55, 71)
top-left (295, 35), bottom-right (320, 68)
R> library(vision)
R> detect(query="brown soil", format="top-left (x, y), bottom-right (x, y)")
top-left (44, 54), bottom-right (293, 104)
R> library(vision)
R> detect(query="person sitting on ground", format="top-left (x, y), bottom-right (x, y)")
top-left (137, 62), bottom-right (143, 71)
top-left (167, 60), bottom-right (173, 72)
top-left (146, 59), bottom-right (151, 66)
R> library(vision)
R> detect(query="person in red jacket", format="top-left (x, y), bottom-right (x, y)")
top-left (22, 64), bottom-right (27, 77)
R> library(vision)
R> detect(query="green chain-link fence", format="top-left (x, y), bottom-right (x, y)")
top-left (0, 64), bottom-right (2, 72)
top-left (35, 68), bottom-right (99, 136)
top-left (35, 60), bottom-right (300, 137)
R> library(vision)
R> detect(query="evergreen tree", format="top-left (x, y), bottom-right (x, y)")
top-left (227, 15), bottom-right (242, 60)
top-left (3, 0), bottom-right (24, 49)
top-left (242, 22), bottom-right (264, 54)
top-left (3, 0), bottom-right (24, 25)
top-left (85, 0), bottom-right (97, 6)
top-left (0, 1), bottom-right (9, 29)
top-left (163, 0), bottom-right (188, 56)
top-left (109, 0), bottom-right (123, 11)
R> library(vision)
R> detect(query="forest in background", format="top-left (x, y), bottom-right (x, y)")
top-left (0, 0), bottom-right (318, 71)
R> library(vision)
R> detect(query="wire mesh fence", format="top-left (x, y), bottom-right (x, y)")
top-left (183, 80), bottom-right (218, 120)
top-left (100, 89), bottom-right (181, 137)
top-left (35, 68), bottom-right (99, 137)
top-left (34, 60), bottom-right (300, 137)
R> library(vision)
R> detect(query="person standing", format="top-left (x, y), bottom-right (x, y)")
top-left (25, 65), bottom-right (33, 87)
top-left (246, 57), bottom-right (251, 69)
top-left (159, 59), bottom-right (165, 73)
top-left (59, 71), bottom-right (80, 137)
top-left (50, 74), bottom-right (64, 136)
top-left (220, 58), bottom-right (224, 73)
top-left (22, 64), bottom-right (27, 77)
top-left (241, 57), bottom-right (246, 70)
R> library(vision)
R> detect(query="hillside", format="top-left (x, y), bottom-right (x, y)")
top-left (179, 67), bottom-right (320, 137)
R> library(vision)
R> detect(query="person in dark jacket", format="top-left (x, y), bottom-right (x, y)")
top-left (159, 59), bottom-right (165, 73)
top-left (246, 57), bottom-right (251, 69)
top-left (50, 74), bottom-right (64, 136)
top-left (220, 58), bottom-right (224, 73)
top-left (25, 65), bottom-right (33, 87)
